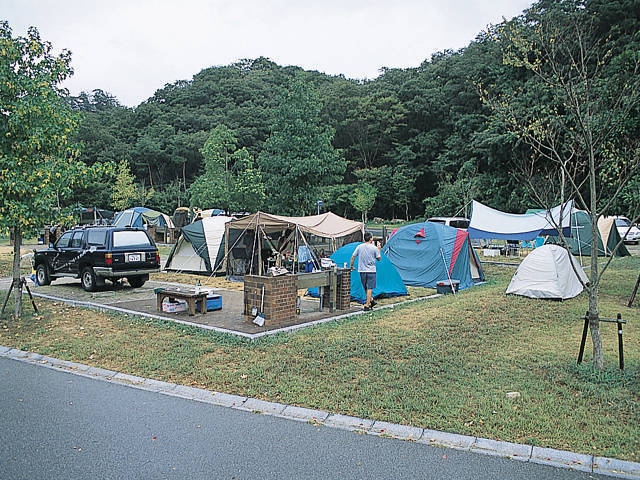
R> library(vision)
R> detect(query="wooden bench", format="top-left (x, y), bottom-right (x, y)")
top-left (156, 288), bottom-right (209, 316)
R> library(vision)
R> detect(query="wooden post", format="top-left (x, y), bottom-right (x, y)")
top-left (628, 274), bottom-right (640, 307)
top-left (578, 312), bottom-right (625, 370)
top-left (616, 313), bottom-right (624, 370)
top-left (577, 312), bottom-right (589, 365)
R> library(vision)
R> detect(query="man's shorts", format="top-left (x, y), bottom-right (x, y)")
top-left (360, 272), bottom-right (377, 290)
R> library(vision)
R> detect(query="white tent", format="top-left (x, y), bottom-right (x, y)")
top-left (468, 200), bottom-right (574, 241)
top-left (506, 244), bottom-right (589, 299)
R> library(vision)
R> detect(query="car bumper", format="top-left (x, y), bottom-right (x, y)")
top-left (93, 267), bottom-right (160, 278)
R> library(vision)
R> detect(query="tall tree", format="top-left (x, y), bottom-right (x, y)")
top-left (188, 125), bottom-right (264, 214)
top-left (0, 22), bottom-right (84, 318)
top-left (485, 0), bottom-right (640, 369)
top-left (258, 76), bottom-right (345, 215)
top-left (112, 159), bottom-right (151, 211)
top-left (351, 183), bottom-right (377, 223)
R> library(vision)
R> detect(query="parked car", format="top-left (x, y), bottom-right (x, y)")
top-left (33, 226), bottom-right (160, 291)
top-left (613, 216), bottom-right (640, 244)
top-left (427, 216), bottom-right (470, 229)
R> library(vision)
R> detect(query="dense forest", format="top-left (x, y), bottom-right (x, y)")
top-left (66, 0), bottom-right (640, 222)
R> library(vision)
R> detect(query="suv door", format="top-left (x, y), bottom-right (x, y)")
top-left (53, 230), bottom-right (85, 274)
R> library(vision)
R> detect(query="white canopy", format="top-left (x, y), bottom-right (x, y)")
top-left (227, 211), bottom-right (364, 239)
top-left (468, 200), bottom-right (574, 241)
top-left (225, 211), bottom-right (364, 277)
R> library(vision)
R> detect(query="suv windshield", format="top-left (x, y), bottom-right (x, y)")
top-left (615, 218), bottom-right (630, 227)
top-left (113, 230), bottom-right (153, 248)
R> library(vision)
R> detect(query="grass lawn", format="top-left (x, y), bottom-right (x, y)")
top-left (1, 245), bottom-right (639, 462)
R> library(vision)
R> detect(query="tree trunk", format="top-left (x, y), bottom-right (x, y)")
top-left (588, 145), bottom-right (604, 369)
top-left (12, 226), bottom-right (23, 319)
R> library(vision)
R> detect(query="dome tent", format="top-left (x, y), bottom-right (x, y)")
top-left (506, 244), bottom-right (589, 300)
top-left (382, 222), bottom-right (484, 290)
top-left (113, 207), bottom-right (174, 229)
top-left (164, 216), bottom-right (234, 274)
top-left (329, 242), bottom-right (408, 304)
top-left (543, 209), bottom-right (629, 257)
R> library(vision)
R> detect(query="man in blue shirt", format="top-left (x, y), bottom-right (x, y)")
top-left (350, 232), bottom-right (381, 311)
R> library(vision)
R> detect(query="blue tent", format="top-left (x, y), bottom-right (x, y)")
top-left (382, 222), bottom-right (484, 290)
top-left (325, 242), bottom-right (408, 304)
top-left (113, 207), bottom-right (174, 229)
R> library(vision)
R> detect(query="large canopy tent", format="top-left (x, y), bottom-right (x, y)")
top-left (382, 221), bottom-right (484, 290)
top-left (543, 210), bottom-right (629, 258)
top-left (113, 207), bottom-right (175, 229)
top-left (468, 200), bottom-right (574, 241)
top-left (164, 216), bottom-right (234, 274)
top-left (224, 211), bottom-right (364, 278)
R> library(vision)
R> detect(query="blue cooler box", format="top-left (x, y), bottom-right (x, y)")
top-left (197, 293), bottom-right (222, 311)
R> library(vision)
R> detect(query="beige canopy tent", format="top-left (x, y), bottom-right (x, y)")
top-left (224, 211), bottom-right (364, 278)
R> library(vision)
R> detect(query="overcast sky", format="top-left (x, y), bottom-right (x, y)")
top-left (4, 0), bottom-right (532, 107)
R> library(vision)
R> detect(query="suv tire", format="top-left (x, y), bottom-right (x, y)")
top-left (81, 266), bottom-right (97, 292)
top-left (35, 263), bottom-right (51, 286)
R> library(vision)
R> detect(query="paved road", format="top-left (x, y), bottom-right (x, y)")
top-left (0, 356), bottom-right (615, 480)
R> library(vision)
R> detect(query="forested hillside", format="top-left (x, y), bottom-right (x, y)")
top-left (68, 0), bottom-right (640, 221)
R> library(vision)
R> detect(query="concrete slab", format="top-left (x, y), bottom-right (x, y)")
top-left (323, 413), bottom-right (374, 432)
top-left (28, 278), bottom-right (365, 338)
top-left (417, 429), bottom-right (476, 451)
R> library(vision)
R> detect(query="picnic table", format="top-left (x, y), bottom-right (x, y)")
top-left (156, 288), bottom-right (208, 316)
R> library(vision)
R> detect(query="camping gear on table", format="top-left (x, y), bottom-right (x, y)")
top-left (224, 211), bottom-right (364, 278)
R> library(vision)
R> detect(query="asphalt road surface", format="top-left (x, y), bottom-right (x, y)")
top-left (0, 356), bottom-right (612, 480)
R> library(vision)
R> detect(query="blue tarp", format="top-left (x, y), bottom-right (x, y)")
top-left (308, 242), bottom-right (408, 304)
top-left (382, 222), bottom-right (484, 290)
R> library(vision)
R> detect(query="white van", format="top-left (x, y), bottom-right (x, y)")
top-left (427, 217), bottom-right (470, 229)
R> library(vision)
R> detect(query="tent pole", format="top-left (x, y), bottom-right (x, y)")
top-left (440, 248), bottom-right (456, 296)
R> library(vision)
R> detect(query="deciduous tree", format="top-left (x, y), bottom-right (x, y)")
top-left (0, 22), bottom-right (84, 318)
top-left (258, 76), bottom-right (345, 215)
top-left (485, 0), bottom-right (640, 369)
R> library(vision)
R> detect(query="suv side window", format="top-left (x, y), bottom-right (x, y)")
top-left (70, 231), bottom-right (84, 248)
top-left (87, 229), bottom-right (108, 247)
top-left (56, 231), bottom-right (73, 248)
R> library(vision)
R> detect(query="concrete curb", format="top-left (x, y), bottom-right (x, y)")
top-left (2, 346), bottom-right (639, 479)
